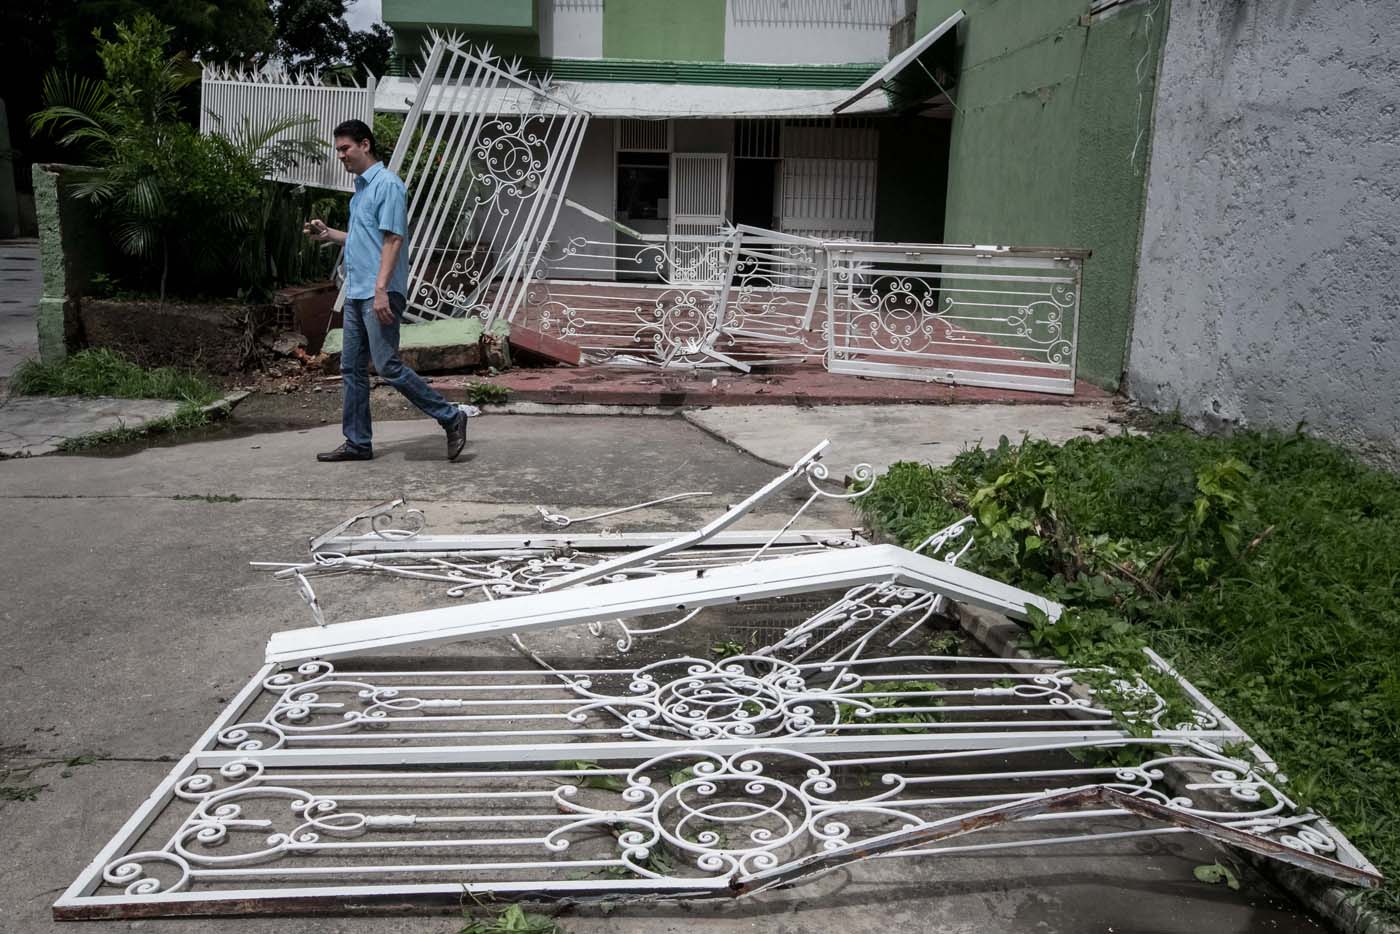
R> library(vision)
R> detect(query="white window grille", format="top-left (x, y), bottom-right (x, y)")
top-left (199, 66), bottom-right (376, 193)
top-left (735, 119), bottom-right (782, 159)
top-left (616, 118), bottom-right (672, 152)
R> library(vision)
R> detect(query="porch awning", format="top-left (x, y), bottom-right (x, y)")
top-left (834, 9), bottom-right (964, 113)
top-left (374, 76), bottom-right (893, 118)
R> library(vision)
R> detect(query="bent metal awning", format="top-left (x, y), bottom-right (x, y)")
top-left (835, 9), bottom-right (965, 113)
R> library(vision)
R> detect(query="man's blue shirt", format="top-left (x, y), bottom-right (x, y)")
top-left (345, 161), bottom-right (410, 300)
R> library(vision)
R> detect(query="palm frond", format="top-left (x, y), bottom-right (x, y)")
top-left (114, 221), bottom-right (158, 259)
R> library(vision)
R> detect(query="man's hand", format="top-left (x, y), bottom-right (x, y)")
top-left (303, 218), bottom-right (333, 242)
top-left (373, 287), bottom-right (395, 325)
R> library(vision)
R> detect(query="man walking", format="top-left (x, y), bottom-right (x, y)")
top-left (304, 119), bottom-right (469, 462)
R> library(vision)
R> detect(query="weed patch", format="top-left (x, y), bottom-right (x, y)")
top-left (12, 349), bottom-right (222, 406)
top-left (56, 403), bottom-right (212, 451)
top-left (467, 382), bottom-right (510, 406)
top-left (460, 903), bottom-right (565, 933)
top-left (857, 427), bottom-right (1400, 916)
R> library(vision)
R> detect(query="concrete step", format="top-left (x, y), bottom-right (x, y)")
top-left (321, 318), bottom-right (484, 374)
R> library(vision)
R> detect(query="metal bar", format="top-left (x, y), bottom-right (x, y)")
top-left (263, 543), bottom-right (1063, 664)
top-left (537, 439), bottom-right (831, 592)
top-left (315, 529), bottom-right (868, 555)
top-left (738, 785), bottom-right (1382, 894)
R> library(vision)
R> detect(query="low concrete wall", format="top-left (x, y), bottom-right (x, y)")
top-left (1127, 1), bottom-right (1400, 466)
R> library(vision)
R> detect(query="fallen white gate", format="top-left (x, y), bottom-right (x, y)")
top-left (54, 450), bottom-right (1380, 918)
top-left (525, 223), bottom-right (827, 369)
top-left (825, 242), bottom-right (1086, 394)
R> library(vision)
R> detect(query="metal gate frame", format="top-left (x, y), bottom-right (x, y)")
top-left (390, 35), bottom-right (592, 326)
top-left (824, 242), bottom-right (1088, 394)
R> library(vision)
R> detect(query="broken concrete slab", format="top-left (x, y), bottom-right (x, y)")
top-left (321, 316), bottom-right (485, 374)
top-left (0, 394), bottom-right (183, 457)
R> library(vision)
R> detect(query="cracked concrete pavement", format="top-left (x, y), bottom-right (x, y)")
top-left (0, 409), bottom-right (1324, 934)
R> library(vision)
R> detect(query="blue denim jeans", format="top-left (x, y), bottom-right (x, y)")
top-left (340, 292), bottom-right (458, 453)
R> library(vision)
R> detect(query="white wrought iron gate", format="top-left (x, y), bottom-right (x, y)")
top-left (825, 242), bottom-right (1086, 394)
top-left (53, 450), bottom-right (1382, 917)
top-left (392, 35), bottom-right (592, 325)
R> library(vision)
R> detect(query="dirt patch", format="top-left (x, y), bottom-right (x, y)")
top-left (79, 298), bottom-right (274, 373)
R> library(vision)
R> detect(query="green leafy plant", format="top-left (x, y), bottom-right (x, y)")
top-left (710, 640), bottom-right (745, 660)
top-left (460, 904), bottom-right (565, 934)
top-left (837, 680), bottom-right (945, 733)
top-left (31, 14), bottom-right (323, 302)
top-left (467, 382), bottom-right (510, 406)
top-left (856, 426), bottom-right (1400, 919)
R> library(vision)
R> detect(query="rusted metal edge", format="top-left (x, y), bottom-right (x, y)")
top-left (735, 785), bottom-right (1383, 897)
top-left (53, 883), bottom-right (725, 922)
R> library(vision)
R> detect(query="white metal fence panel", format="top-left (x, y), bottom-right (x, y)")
top-left (391, 35), bottom-right (593, 325)
top-left (199, 66), bottom-right (375, 193)
top-left (825, 242), bottom-right (1086, 394)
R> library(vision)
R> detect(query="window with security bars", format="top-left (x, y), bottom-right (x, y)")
top-left (616, 118), bottom-right (672, 152)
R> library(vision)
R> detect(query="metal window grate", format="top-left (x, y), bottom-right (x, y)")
top-left (617, 118), bottom-right (672, 152)
top-left (736, 119), bottom-right (782, 159)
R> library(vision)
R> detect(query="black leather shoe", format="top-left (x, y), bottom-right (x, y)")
top-left (317, 443), bottom-right (373, 462)
top-left (445, 410), bottom-right (469, 462)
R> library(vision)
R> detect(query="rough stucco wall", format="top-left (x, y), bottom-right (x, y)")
top-left (1128, 0), bottom-right (1400, 466)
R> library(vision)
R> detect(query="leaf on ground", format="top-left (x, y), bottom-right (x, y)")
top-left (1193, 861), bottom-right (1241, 890)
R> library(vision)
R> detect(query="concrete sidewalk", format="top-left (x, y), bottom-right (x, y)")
top-left (684, 401), bottom-right (1126, 477)
top-left (0, 414), bottom-right (1318, 934)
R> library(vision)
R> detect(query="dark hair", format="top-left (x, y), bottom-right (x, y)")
top-left (332, 119), bottom-right (377, 156)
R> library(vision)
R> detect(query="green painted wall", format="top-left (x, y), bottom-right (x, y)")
top-left (603, 0), bottom-right (725, 62)
top-left (381, 0), bottom-right (534, 31)
top-left (915, 0), bottom-right (1165, 389)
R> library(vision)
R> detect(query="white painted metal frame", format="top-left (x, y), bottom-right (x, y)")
top-left (824, 241), bottom-right (1086, 394)
top-left (264, 543), bottom-right (1063, 664)
top-left (524, 222), bottom-right (827, 369)
top-left (55, 693), bottom-right (1379, 919)
top-left (199, 65), bottom-right (375, 192)
top-left (391, 35), bottom-right (593, 326)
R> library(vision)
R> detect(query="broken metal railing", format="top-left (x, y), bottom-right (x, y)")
top-left (521, 222), bottom-right (828, 371)
top-left (824, 242), bottom-right (1087, 395)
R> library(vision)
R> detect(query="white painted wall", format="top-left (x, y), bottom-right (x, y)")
top-left (539, 0), bottom-right (604, 59)
top-left (724, 0), bottom-right (896, 64)
top-left (548, 119), bottom-right (616, 279)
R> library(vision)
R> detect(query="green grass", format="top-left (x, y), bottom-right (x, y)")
top-left (856, 427), bottom-right (1400, 916)
top-left (11, 349), bottom-right (223, 406)
top-left (55, 404), bottom-right (213, 451)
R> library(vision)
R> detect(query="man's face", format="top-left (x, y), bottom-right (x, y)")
top-left (334, 136), bottom-right (374, 174)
